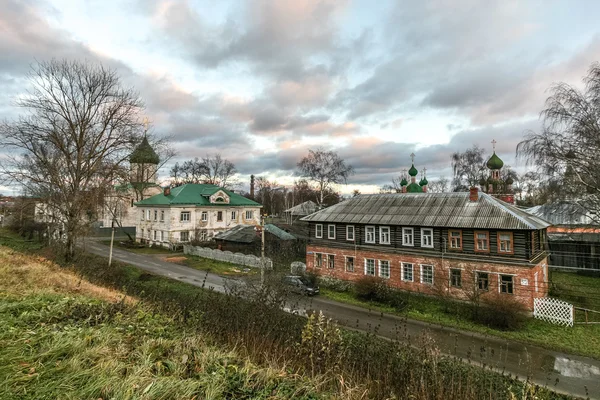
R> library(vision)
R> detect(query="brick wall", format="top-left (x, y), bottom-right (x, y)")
top-left (307, 245), bottom-right (548, 311)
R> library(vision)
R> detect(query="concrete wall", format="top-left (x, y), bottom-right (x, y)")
top-left (184, 244), bottom-right (273, 270)
top-left (306, 244), bottom-right (548, 311)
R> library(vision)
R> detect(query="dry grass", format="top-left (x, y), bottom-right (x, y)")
top-left (0, 247), bottom-right (134, 304)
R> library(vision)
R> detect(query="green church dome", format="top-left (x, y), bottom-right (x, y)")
top-left (406, 182), bottom-right (423, 193)
top-left (408, 164), bottom-right (418, 177)
top-left (130, 136), bottom-right (159, 165)
top-left (421, 177), bottom-right (428, 186)
top-left (486, 152), bottom-right (504, 170)
top-left (400, 177), bottom-right (408, 186)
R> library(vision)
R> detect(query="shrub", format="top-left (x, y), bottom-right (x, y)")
top-left (316, 275), bottom-right (353, 292)
top-left (355, 276), bottom-right (387, 302)
top-left (475, 293), bottom-right (528, 331)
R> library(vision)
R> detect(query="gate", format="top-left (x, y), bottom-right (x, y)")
top-left (533, 297), bottom-right (573, 327)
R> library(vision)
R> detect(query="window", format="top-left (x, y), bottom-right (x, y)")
top-left (379, 260), bottom-right (390, 279)
top-left (153, 230), bottom-right (157, 240)
top-left (327, 254), bottom-right (335, 269)
top-left (500, 275), bottom-right (514, 294)
top-left (421, 228), bottom-right (433, 248)
top-left (450, 269), bottom-right (462, 288)
top-left (231, 211), bottom-right (236, 220)
top-left (160, 231), bottom-right (164, 241)
top-left (315, 253), bottom-right (323, 268)
top-left (153, 210), bottom-right (157, 221)
top-left (141, 210), bottom-right (145, 221)
top-left (449, 230), bottom-right (462, 250)
top-left (215, 197), bottom-right (224, 202)
top-left (346, 225), bottom-right (355, 241)
top-left (180, 211), bottom-right (190, 222)
top-left (315, 224), bottom-right (323, 238)
top-left (328, 224), bottom-right (336, 239)
top-left (141, 228), bottom-right (144, 238)
top-left (420, 264), bottom-right (433, 285)
top-left (475, 231), bottom-right (489, 252)
top-left (146, 210), bottom-right (151, 220)
top-left (498, 232), bottom-right (513, 254)
top-left (365, 259), bottom-right (376, 276)
top-left (380, 226), bottom-right (391, 244)
top-left (477, 272), bottom-right (489, 291)
top-left (365, 226), bottom-right (375, 243)
top-left (345, 256), bottom-right (354, 272)
top-left (180, 231), bottom-right (189, 242)
top-left (245, 210), bottom-right (254, 219)
top-left (402, 227), bottom-right (414, 246)
top-left (160, 211), bottom-right (164, 222)
top-left (402, 263), bottom-right (413, 282)
top-left (201, 211), bottom-right (208, 222)
top-left (217, 211), bottom-right (223, 222)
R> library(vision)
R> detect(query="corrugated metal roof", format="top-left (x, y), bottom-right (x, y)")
top-left (284, 200), bottom-right (319, 215)
top-left (301, 192), bottom-right (550, 230)
top-left (265, 224), bottom-right (296, 240)
top-left (526, 202), bottom-right (596, 226)
top-left (214, 225), bottom-right (256, 243)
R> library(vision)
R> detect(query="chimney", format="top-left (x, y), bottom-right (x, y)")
top-left (164, 186), bottom-right (171, 196)
top-left (469, 187), bottom-right (478, 202)
top-left (250, 174), bottom-right (255, 199)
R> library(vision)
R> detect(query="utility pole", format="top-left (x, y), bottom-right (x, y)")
top-left (108, 218), bottom-right (115, 267)
top-left (260, 213), bottom-right (265, 285)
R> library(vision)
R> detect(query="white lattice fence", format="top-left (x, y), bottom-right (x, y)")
top-left (533, 297), bottom-right (573, 327)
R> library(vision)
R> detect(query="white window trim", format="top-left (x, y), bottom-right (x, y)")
top-left (315, 224), bottom-right (323, 238)
top-left (402, 227), bottom-right (414, 247)
top-left (401, 262), bottom-right (414, 282)
top-left (346, 225), bottom-right (355, 241)
top-left (420, 228), bottom-right (434, 248)
top-left (379, 226), bottom-right (391, 244)
top-left (419, 264), bottom-right (434, 285)
top-left (379, 260), bottom-right (391, 279)
top-left (328, 224), bottom-right (336, 239)
top-left (201, 211), bottom-right (208, 222)
top-left (365, 225), bottom-right (376, 244)
top-left (231, 211), bottom-right (236, 220)
top-left (245, 210), bottom-right (254, 219)
top-left (160, 210), bottom-right (164, 222)
top-left (180, 211), bottom-right (191, 222)
top-left (364, 258), bottom-right (376, 276)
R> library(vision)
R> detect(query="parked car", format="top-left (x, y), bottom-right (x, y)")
top-left (281, 275), bottom-right (319, 296)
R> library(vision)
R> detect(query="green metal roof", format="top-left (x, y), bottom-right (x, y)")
top-left (130, 136), bottom-right (160, 165)
top-left (406, 182), bottom-right (423, 193)
top-left (134, 184), bottom-right (262, 207)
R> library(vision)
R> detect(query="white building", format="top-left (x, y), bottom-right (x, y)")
top-left (134, 183), bottom-right (262, 247)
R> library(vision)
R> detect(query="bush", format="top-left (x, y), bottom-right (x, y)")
top-left (354, 276), bottom-right (408, 311)
top-left (474, 293), bottom-right (527, 331)
top-left (317, 275), bottom-right (353, 292)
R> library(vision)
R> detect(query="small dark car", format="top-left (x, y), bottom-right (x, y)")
top-left (281, 275), bottom-right (319, 296)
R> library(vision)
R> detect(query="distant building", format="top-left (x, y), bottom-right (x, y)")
top-left (134, 184), bottom-right (262, 247)
top-left (284, 200), bottom-right (319, 223)
top-left (302, 154), bottom-right (550, 311)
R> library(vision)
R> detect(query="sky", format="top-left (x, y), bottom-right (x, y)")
top-left (1, 0), bottom-right (600, 195)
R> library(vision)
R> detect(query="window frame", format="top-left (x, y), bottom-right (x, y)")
top-left (365, 258), bottom-right (376, 276)
top-left (448, 230), bottom-right (462, 250)
top-left (201, 211), bottom-right (208, 222)
top-left (160, 230), bottom-right (164, 241)
top-left (327, 254), bottom-right (335, 269)
top-left (231, 211), bottom-right (236, 220)
top-left (421, 228), bottom-right (434, 248)
top-left (450, 269), bottom-right (462, 288)
top-left (154, 210), bottom-right (157, 221)
top-left (315, 224), bottom-right (323, 239)
top-left (141, 210), bottom-right (145, 221)
top-left (379, 260), bottom-right (390, 279)
top-left (345, 256), bottom-right (355, 272)
top-left (476, 271), bottom-right (489, 291)
top-left (315, 253), bottom-right (323, 268)
top-left (420, 264), bottom-right (434, 285)
top-left (401, 262), bottom-right (414, 282)
top-left (245, 210), bottom-right (254, 219)
top-left (402, 227), bottom-right (414, 247)
top-left (346, 225), bottom-right (355, 241)
top-left (474, 231), bottom-right (490, 253)
top-left (217, 211), bottom-right (223, 222)
top-left (180, 231), bottom-right (189, 242)
top-left (497, 232), bottom-right (514, 255)
top-left (160, 210), bottom-right (164, 222)
top-left (365, 226), bottom-right (376, 244)
top-left (328, 224), bottom-right (336, 239)
top-left (500, 274), bottom-right (514, 294)
top-left (180, 211), bottom-right (191, 222)
top-left (153, 230), bottom-right (157, 240)
top-left (380, 226), bottom-right (391, 245)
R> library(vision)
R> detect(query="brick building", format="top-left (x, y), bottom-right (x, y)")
top-left (302, 186), bottom-right (551, 311)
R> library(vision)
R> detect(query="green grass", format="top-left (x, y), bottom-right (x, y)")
top-left (321, 287), bottom-right (600, 360)
top-left (180, 254), bottom-right (259, 276)
top-left (100, 239), bottom-right (180, 254)
top-left (550, 271), bottom-right (600, 319)
top-left (0, 228), bottom-right (45, 252)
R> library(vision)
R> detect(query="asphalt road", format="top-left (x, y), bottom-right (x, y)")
top-left (84, 239), bottom-right (600, 399)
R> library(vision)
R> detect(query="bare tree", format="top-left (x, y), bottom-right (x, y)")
top-left (0, 59), bottom-right (144, 261)
top-left (517, 62), bottom-right (600, 223)
top-left (170, 154), bottom-right (238, 188)
top-left (297, 149), bottom-right (354, 205)
top-left (428, 176), bottom-right (450, 193)
top-left (451, 145), bottom-right (486, 191)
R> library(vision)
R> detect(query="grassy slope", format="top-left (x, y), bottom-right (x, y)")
top-left (0, 246), bottom-right (324, 399)
top-left (321, 287), bottom-right (600, 360)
